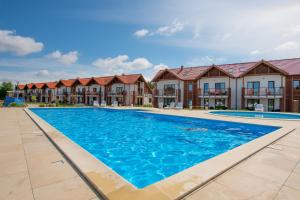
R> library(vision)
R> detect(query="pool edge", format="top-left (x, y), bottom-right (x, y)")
top-left (24, 108), bottom-right (295, 200)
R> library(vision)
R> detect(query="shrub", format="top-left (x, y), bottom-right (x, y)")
top-left (8, 102), bottom-right (26, 107)
top-left (39, 103), bottom-right (45, 107)
top-left (142, 104), bottom-right (153, 108)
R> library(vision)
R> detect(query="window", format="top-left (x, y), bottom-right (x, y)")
top-left (293, 80), bottom-right (300, 89)
top-left (268, 81), bottom-right (275, 95)
top-left (189, 99), bottom-right (193, 106)
top-left (164, 84), bottom-right (175, 95)
top-left (93, 88), bottom-right (97, 92)
top-left (204, 83), bottom-right (209, 95)
top-left (188, 83), bottom-right (193, 92)
top-left (215, 82), bottom-right (225, 90)
top-left (116, 87), bottom-right (123, 93)
top-left (247, 81), bottom-right (260, 95)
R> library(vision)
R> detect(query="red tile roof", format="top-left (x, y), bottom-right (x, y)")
top-left (93, 76), bottom-right (114, 85)
top-left (27, 83), bottom-right (34, 89)
top-left (46, 82), bottom-right (57, 89)
top-left (152, 58), bottom-right (300, 81)
top-left (17, 84), bottom-right (26, 90)
top-left (77, 78), bottom-right (92, 86)
top-left (34, 83), bottom-right (45, 89)
top-left (116, 74), bottom-right (143, 84)
top-left (58, 79), bottom-right (75, 87)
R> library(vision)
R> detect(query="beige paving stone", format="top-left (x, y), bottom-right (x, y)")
top-left (285, 172), bottom-right (300, 190)
top-left (215, 168), bottom-right (281, 199)
top-left (275, 186), bottom-right (300, 200)
top-left (267, 144), bottom-right (300, 161)
top-left (0, 172), bottom-right (34, 200)
top-left (0, 135), bottom-right (22, 146)
top-left (236, 149), bottom-right (298, 184)
top-left (33, 176), bottom-right (96, 200)
top-left (0, 144), bottom-right (25, 163)
top-left (184, 181), bottom-right (246, 200)
top-left (26, 151), bottom-right (77, 188)
top-left (23, 139), bottom-right (58, 157)
top-left (294, 162), bottom-right (300, 174)
top-left (0, 156), bottom-right (27, 177)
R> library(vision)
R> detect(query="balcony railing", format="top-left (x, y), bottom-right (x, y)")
top-left (198, 88), bottom-right (229, 97)
top-left (107, 91), bottom-right (127, 96)
top-left (154, 89), bottom-right (181, 97)
top-left (243, 87), bottom-right (283, 97)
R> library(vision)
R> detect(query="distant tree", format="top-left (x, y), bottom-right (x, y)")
top-left (147, 81), bottom-right (155, 89)
top-left (0, 82), bottom-right (13, 100)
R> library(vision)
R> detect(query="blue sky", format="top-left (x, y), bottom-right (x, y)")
top-left (0, 0), bottom-right (300, 83)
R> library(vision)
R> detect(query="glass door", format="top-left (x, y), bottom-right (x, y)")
top-left (204, 83), bottom-right (209, 95)
top-left (268, 99), bottom-right (275, 111)
top-left (268, 81), bottom-right (275, 95)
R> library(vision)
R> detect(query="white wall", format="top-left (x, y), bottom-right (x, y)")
top-left (156, 80), bottom-right (184, 104)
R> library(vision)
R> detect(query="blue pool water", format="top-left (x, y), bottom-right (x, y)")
top-left (211, 111), bottom-right (300, 119)
top-left (30, 108), bottom-right (279, 188)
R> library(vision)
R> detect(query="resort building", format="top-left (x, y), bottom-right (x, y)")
top-left (16, 74), bottom-right (152, 106)
top-left (152, 58), bottom-right (300, 112)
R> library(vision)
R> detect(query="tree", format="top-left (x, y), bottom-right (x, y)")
top-left (0, 82), bottom-right (13, 100)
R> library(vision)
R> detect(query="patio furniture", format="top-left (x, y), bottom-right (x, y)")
top-left (255, 104), bottom-right (264, 112)
top-left (174, 102), bottom-right (183, 109)
top-left (100, 101), bottom-right (107, 107)
top-left (93, 100), bottom-right (100, 107)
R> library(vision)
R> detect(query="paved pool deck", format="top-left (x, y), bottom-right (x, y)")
top-left (0, 108), bottom-right (101, 200)
top-left (1, 107), bottom-right (300, 199)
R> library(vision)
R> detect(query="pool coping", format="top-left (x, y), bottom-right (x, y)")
top-left (24, 108), bottom-right (295, 200)
top-left (208, 110), bottom-right (300, 121)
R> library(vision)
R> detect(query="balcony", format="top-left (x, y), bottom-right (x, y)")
top-left (107, 90), bottom-right (127, 96)
top-left (243, 87), bottom-right (283, 98)
top-left (154, 89), bottom-right (181, 97)
top-left (198, 88), bottom-right (230, 98)
top-left (85, 91), bottom-right (101, 96)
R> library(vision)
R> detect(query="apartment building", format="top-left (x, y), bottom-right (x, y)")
top-left (16, 74), bottom-right (152, 106)
top-left (152, 58), bottom-right (300, 112)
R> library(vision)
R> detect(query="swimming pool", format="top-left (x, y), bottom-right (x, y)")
top-left (211, 111), bottom-right (300, 120)
top-left (30, 108), bottom-right (279, 188)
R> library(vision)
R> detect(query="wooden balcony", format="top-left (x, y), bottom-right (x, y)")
top-left (243, 87), bottom-right (283, 98)
top-left (198, 88), bottom-right (230, 98)
top-left (154, 89), bottom-right (181, 98)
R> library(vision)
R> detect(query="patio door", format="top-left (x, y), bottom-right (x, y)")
top-left (268, 81), bottom-right (275, 95)
top-left (203, 83), bottom-right (209, 95)
top-left (268, 99), bottom-right (275, 111)
top-left (247, 81), bottom-right (260, 96)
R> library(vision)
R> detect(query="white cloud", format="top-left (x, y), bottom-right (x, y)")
top-left (283, 25), bottom-right (300, 37)
top-left (134, 29), bottom-right (149, 37)
top-left (92, 55), bottom-right (153, 73)
top-left (153, 63), bottom-right (169, 72)
top-left (250, 50), bottom-right (261, 56)
top-left (133, 19), bottom-right (184, 38)
top-left (156, 19), bottom-right (184, 36)
top-left (187, 56), bottom-right (227, 66)
top-left (35, 69), bottom-right (50, 77)
top-left (221, 33), bottom-right (232, 41)
top-left (275, 41), bottom-right (299, 51)
top-left (47, 50), bottom-right (79, 65)
top-left (0, 30), bottom-right (43, 56)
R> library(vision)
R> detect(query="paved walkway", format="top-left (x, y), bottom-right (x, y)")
top-left (185, 127), bottom-right (300, 200)
top-left (0, 108), bottom-right (101, 200)
top-left (1, 108), bottom-right (300, 199)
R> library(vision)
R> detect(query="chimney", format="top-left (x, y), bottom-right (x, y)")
top-left (178, 65), bottom-right (184, 74)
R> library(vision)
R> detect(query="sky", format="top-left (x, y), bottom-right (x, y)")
top-left (0, 0), bottom-right (300, 83)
